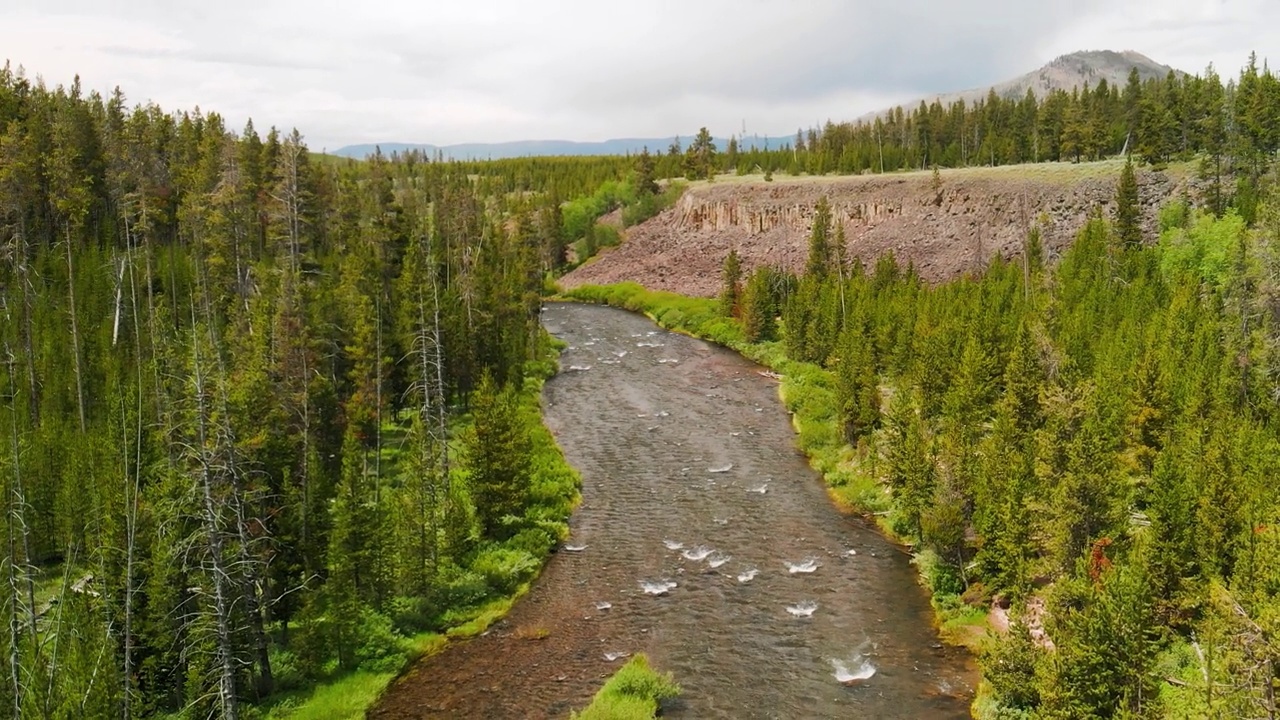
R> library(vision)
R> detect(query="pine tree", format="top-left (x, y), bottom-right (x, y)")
top-left (720, 249), bottom-right (742, 317)
top-left (464, 373), bottom-right (532, 540)
top-left (980, 621), bottom-right (1043, 711)
top-left (634, 147), bottom-right (658, 196)
top-left (740, 266), bottom-right (777, 342)
top-left (835, 322), bottom-right (880, 443)
top-left (324, 426), bottom-right (392, 668)
top-left (1041, 566), bottom-right (1158, 717)
top-left (805, 196), bottom-right (834, 279)
top-left (885, 391), bottom-right (935, 542)
top-left (1115, 157), bottom-right (1142, 248)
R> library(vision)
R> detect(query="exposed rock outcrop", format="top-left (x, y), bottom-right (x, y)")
top-left (561, 163), bottom-right (1188, 297)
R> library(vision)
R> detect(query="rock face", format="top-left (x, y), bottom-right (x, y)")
top-left (560, 163), bottom-right (1187, 298)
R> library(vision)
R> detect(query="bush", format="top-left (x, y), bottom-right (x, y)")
top-left (268, 648), bottom-right (306, 693)
top-left (571, 693), bottom-right (655, 720)
top-left (433, 569), bottom-right (491, 611)
top-left (621, 182), bottom-right (685, 227)
top-left (914, 549), bottom-right (965, 596)
top-left (562, 180), bottom-right (631, 241)
top-left (593, 223), bottom-right (621, 249)
top-left (606, 655), bottom-right (681, 701)
top-left (388, 595), bottom-right (435, 635)
top-left (504, 526), bottom-right (557, 558)
top-left (354, 608), bottom-right (411, 673)
top-left (1157, 208), bottom-right (1245, 287)
top-left (571, 654), bottom-right (680, 720)
top-left (470, 546), bottom-right (540, 596)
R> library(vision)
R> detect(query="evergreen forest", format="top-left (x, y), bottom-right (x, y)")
top-left (2, 49), bottom-right (1280, 720)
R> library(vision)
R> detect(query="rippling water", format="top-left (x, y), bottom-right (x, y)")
top-left (540, 303), bottom-right (974, 719)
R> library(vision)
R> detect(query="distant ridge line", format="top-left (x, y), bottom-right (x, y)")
top-left (335, 49), bottom-right (1183, 160)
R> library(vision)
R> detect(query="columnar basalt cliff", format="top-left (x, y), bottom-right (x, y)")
top-left (561, 164), bottom-right (1186, 297)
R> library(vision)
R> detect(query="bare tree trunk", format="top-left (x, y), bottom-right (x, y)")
top-left (43, 549), bottom-right (76, 716)
top-left (300, 313), bottom-right (312, 565)
top-left (428, 233), bottom-right (452, 542)
top-left (5, 531), bottom-right (19, 718)
top-left (188, 330), bottom-right (240, 720)
top-left (375, 296), bottom-right (383, 492)
top-left (3, 349), bottom-right (38, 708)
top-left (13, 217), bottom-right (40, 429)
top-left (65, 226), bottom-right (87, 432)
top-left (112, 255), bottom-right (125, 347)
top-left (121, 225), bottom-right (144, 720)
top-left (197, 255), bottom-right (275, 698)
top-left (5, 351), bottom-right (24, 717)
top-left (414, 233), bottom-right (441, 582)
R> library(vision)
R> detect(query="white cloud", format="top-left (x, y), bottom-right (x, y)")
top-left (1, 0), bottom-right (1276, 150)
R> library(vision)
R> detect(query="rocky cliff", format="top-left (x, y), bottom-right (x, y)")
top-left (561, 162), bottom-right (1188, 297)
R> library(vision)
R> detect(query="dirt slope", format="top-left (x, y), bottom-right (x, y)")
top-left (560, 161), bottom-right (1189, 297)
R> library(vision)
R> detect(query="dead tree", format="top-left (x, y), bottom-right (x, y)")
top-left (186, 325), bottom-right (240, 720)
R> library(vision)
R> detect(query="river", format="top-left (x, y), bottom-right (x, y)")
top-left (371, 302), bottom-right (974, 719)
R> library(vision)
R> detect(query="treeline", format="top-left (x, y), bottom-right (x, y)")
top-left (542, 53), bottom-right (1280, 254)
top-left (0, 66), bottom-right (580, 718)
top-left (714, 159), bottom-right (1280, 717)
top-left (684, 55), bottom-right (1274, 192)
top-left (381, 147), bottom-right (637, 201)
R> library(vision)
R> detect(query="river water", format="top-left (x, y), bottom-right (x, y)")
top-left (372, 302), bottom-right (974, 718)
top-left (537, 302), bottom-right (974, 719)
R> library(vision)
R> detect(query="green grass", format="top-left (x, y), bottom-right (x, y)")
top-left (32, 563), bottom-right (74, 610)
top-left (936, 601), bottom-right (991, 649)
top-left (263, 670), bottom-right (395, 720)
top-left (256, 631), bottom-right (450, 720)
top-left (570, 654), bottom-right (680, 720)
top-left (690, 157), bottom-right (1196, 188)
top-left (443, 592), bottom-right (520, 638)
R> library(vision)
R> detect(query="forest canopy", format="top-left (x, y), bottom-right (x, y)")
top-left (2, 48), bottom-right (1279, 719)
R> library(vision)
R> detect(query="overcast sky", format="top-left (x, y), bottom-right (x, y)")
top-left (1, 0), bottom-right (1276, 151)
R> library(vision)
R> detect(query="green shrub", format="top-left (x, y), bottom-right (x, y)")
top-left (621, 182), bottom-right (685, 227)
top-left (570, 654), bottom-right (680, 720)
top-left (1157, 208), bottom-right (1245, 287)
top-left (503, 526), bottom-right (557, 558)
top-left (593, 223), bottom-right (621, 248)
top-left (268, 648), bottom-right (306, 693)
top-left (605, 655), bottom-right (681, 701)
top-left (388, 595), bottom-right (435, 635)
top-left (571, 693), bottom-right (655, 720)
top-left (471, 546), bottom-right (540, 595)
top-left (434, 569), bottom-right (491, 610)
top-left (913, 549), bottom-right (965, 596)
top-left (354, 609), bottom-right (411, 672)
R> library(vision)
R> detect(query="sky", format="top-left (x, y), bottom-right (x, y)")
top-left (1, 0), bottom-right (1276, 151)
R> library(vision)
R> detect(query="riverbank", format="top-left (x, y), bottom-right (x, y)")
top-left (560, 283), bottom-right (991, 699)
top-left (374, 301), bottom-right (972, 718)
top-left (259, 341), bottom-right (582, 720)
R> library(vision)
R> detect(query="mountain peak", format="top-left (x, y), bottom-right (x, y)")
top-left (859, 49), bottom-right (1180, 122)
top-left (1039, 49), bottom-right (1176, 85)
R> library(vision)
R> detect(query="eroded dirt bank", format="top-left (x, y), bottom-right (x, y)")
top-left (371, 303), bottom-right (973, 719)
top-left (561, 162), bottom-right (1188, 296)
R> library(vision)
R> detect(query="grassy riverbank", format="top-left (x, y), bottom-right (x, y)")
top-left (559, 283), bottom-right (990, 652)
top-left (569, 654), bottom-right (681, 720)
